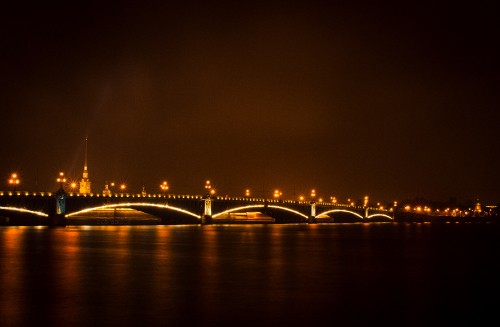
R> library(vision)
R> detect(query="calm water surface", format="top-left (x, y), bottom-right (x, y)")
top-left (1, 223), bottom-right (499, 327)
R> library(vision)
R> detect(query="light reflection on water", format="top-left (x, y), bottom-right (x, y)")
top-left (0, 223), bottom-right (499, 327)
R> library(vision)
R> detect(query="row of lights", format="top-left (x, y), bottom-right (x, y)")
top-left (6, 172), bottom-right (394, 206)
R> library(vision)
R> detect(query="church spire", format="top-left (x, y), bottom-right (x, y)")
top-left (79, 136), bottom-right (91, 194)
top-left (84, 136), bottom-right (88, 170)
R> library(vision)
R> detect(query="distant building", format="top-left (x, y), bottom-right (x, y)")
top-left (103, 182), bottom-right (111, 196)
top-left (79, 137), bottom-right (91, 194)
top-left (473, 199), bottom-right (483, 217)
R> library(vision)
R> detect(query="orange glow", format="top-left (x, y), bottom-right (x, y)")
top-left (56, 172), bottom-right (66, 183)
top-left (8, 173), bottom-right (20, 186)
top-left (160, 181), bottom-right (169, 193)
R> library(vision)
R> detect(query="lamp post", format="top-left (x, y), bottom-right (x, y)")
top-left (160, 181), bottom-right (169, 196)
top-left (245, 189), bottom-right (250, 197)
top-left (120, 184), bottom-right (126, 194)
top-left (56, 172), bottom-right (66, 191)
top-left (205, 180), bottom-right (215, 197)
top-left (8, 173), bottom-right (20, 191)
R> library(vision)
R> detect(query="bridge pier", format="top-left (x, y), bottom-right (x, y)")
top-left (201, 214), bottom-right (212, 225)
top-left (308, 201), bottom-right (317, 224)
top-left (201, 196), bottom-right (212, 225)
top-left (363, 207), bottom-right (369, 222)
top-left (48, 188), bottom-right (67, 227)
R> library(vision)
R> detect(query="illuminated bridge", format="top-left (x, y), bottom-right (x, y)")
top-left (0, 190), bottom-right (394, 226)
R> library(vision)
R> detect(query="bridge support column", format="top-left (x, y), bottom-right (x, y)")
top-left (49, 188), bottom-right (67, 227)
top-left (364, 207), bottom-right (369, 222)
top-left (201, 196), bottom-right (212, 225)
top-left (308, 201), bottom-right (317, 224)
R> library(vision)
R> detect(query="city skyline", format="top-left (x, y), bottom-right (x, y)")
top-left (1, 1), bottom-right (498, 205)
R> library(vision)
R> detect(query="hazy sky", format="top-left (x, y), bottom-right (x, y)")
top-left (1, 1), bottom-right (498, 204)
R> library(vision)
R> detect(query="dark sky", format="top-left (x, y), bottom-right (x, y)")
top-left (1, 1), bottom-right (498, 204)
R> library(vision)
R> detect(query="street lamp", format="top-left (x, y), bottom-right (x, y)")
top-left (8, 173), bottom-right (20, 191)
top-left (70, 181), bottom-right (78, 193)
top-left (245, 189), bottom-right (250, 197)
top-left (205, 180), bottom-right (215, 196)
top-left (56, 172), bottom-right (66, 190)
top-left (310, 189), bottom-right (316, 200)
top-left (160, 181), bottom-right (169, 195)
top-left (120, 184), bottom-right (126, 194)
top-left (273, 189), bottom-right (282, 200)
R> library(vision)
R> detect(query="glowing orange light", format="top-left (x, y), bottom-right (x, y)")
top-left (56, 172), bottom-right (66, 183)
top-left (8, 173), bottom-right (20, 188)
top-left (160, 181), bottom-right (169, 193)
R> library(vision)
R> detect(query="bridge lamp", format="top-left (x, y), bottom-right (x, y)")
top-left (8, 173), bottom-right (20, 191)
top-left (70, 182), bottom-right (78, 192)
top-left (330, 196), bottom-right (337, 204)
top-left (310, 189), bottom-right (316, 199)
top-left (273, 189), bottom-right (282, 199)
top-left (299, 195), bottom-right (304, 201)
top-left (245, 189), bottom-right (250, 197)
top-left (56, 172), bottom-right (66, 190)
top-left (160, 181), bottom-right (169, 195)
top-left (120, 184), bottom-right (126, 193)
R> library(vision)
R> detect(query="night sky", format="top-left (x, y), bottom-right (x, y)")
top-left (1, 1), bottom-right (498, 205)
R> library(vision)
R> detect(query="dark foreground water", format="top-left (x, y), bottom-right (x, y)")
top-left (1, 223), bottom-right (499, 327)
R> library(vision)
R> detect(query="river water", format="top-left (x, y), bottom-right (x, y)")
top-left (1, 222), bottom-right (499, 327)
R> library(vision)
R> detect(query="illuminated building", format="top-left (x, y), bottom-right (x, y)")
top-left (473, 199), bottom-right (483, 217)
top-left (102, 182), bottom-right (111, 196)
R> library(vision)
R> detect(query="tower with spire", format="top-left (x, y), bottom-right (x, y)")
top-left (79, 136), bottom-right (92, 194)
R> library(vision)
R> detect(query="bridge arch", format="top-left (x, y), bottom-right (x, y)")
top-left (316, 209), bottom-right (364, 220)
top-left (212, 204), bottom-right (308, 220)
top-left (366, 213), bottom-right (393, 220)
top-left (0, 206), bottom-right (48, 217)
top-left (66, 203), bottom-right (200, 219)
top-left (267, 205), bottom-right (309, 219)
top-left (212, 205), bottom-right (265, 218)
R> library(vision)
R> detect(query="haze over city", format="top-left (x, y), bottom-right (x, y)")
top-left (1, 1), bottom-right (498, 205)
